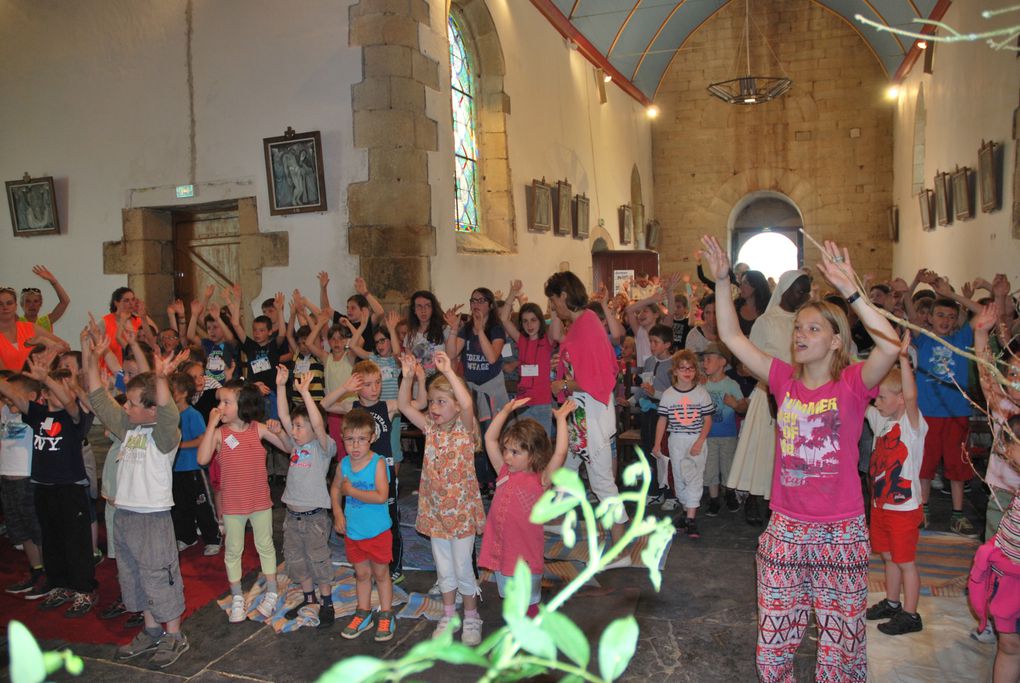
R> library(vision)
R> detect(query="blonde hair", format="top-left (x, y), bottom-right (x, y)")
top-left (352, 359), bottom-right (380, 377)
top-left (879, 366), bottom-right (903, 394)
top-left (792, 301), bottom-right (852, 381)
top-left (428, 375), bottom-right (481, 450)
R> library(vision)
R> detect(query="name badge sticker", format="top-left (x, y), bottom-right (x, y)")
top-left (521, 364), bottom-right (539, 377)
top-left (224, 434), bottom-right (240, 450)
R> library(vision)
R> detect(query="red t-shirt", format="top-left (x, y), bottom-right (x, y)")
top-left (218, 422), bottom-right (271, 515)
top-left (0, 321), bottom-right (38, 371)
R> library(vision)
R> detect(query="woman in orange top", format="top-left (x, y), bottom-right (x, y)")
top-left (0, 287), bottom-right (62, 371)
top-left (102, 287), bottom-right (144, 365)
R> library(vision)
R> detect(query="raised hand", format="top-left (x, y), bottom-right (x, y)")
top-left (354, 276), bottom-right (369, 296)
top-left (973, 302), bottom-right (1000, 332)
top-left (317, 271), bottom-right (329, 288)
top-left (552, 398), bottom-right (577, 420)
top-left (274, 291), bottom-right (285, 311)
top-left (699, 236), bottom-right (732, 282)
top-left (814, 240), bottom-right (857, 296)
top-left (434, 350), bottom-right (452, 374)
top-left (203, 284), bottom-right (215, 301)
top-left (399, 353), bottom-right (416, 378)
top-left (32, 264), bottom-right (57, 283)
top-left (266, 419), bottom-right (282, 435)
top-left (385, 309), bottom-right (401, 330)
top-left (295, 371), bottom-right (314, 394)
top-left (342, 373), bottom-right (365, 394)
top-left (993, 273), bottom-right (1011, 298)
top-left (190, 298), bottom-right (204, 317)
top-left (898, 330), bottom-right (911, 358)
top-left (591, 283), bottom-right (608, 303)
top-left (505, 397), bottom-right (531, 413)
top-left (443, 305), bottom-right (463, 330)
top-left (276, 364), bottom-right (289, 386)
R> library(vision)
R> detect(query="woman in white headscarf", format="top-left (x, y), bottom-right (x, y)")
top-left (726, 269), bottom-right (813, 524)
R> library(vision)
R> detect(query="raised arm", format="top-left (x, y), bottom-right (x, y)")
top-left (933, 276), bottom-right (982, 317)
top-left (484, 397), bottom-right (528, 473)
top-left (196, 408), bottom-right (222, 466)
top-left (27, 355), bottom-right (79, 422)
top-left (275, 365), bottom-right (294, 433)
top-left (33, 265), bottom-right (70, 325)
top-left (898, 332), bottom-right (920, 430)
top-left (317, 271), bottom-right (332, 312)
top-left (320, 373), bottom-right (364, 415)
top-left (225, 285), bottom-right (247, 343)
top-left (544, 399), bottom-right (576, 483)
top-left (397, 353), bottom-right (429, 431)
top-left (700, 236), bottom-right (773, 381)
top-left (443, 305), bottom-right (465, 359)
top-left (973, 302), bottom-right (1007, 406)
top-left (185, 298), bottom-right (205, 346)
top-left (815, 241), bottom-right (899, 388)
top-left (0, 376), bottom-right (30, 414)
top-left (500, 280), bottom-right (523, 342)
top-left (298, 371), bottom-right (329, 450)
top-left (354, 276), bottom-right (386, 322)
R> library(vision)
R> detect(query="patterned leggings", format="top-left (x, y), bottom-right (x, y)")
top-left (756, 512), bottom-right (869, 682)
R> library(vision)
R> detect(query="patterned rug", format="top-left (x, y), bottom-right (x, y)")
top-left (867, 531), bottom-right (980, 597)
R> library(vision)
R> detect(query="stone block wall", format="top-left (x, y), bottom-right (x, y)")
top-left (652, 0), bottom-right (893, 279)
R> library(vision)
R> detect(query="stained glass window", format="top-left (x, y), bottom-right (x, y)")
top-left (449, 14), bottom-right (479, 233)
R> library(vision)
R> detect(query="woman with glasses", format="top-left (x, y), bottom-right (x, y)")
top-left (18, 265), bottom-right (70, 333)
top-left (404, 290), bottom-right (449, 379)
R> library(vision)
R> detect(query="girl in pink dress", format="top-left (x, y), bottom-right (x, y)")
top-left (479, 397), bottom-right (576, 624)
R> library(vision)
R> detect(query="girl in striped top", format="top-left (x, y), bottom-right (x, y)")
top-left (198, 379), bottom-right (292, 623)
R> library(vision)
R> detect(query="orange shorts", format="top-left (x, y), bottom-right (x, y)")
top-left (345, 529), bottom-right (392, 565)
top-left (870, 506), bottom-right (922, 563)
top-left (920, 416), bottom-right (971, 481)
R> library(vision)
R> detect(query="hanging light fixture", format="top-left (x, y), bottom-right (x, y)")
top-left (707, 0), bottom-right (792, 105)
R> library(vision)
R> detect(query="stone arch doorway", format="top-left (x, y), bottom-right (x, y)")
top-left (727, 191), bottom-right (804, 283)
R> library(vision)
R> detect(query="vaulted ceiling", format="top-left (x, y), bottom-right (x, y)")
top-left (531, 0), bottom-right (947, 103)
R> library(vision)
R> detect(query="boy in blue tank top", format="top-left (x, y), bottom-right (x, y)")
top-left (330, 409), bottom-right (394, 642)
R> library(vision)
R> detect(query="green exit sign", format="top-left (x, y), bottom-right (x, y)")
top-left (175, 184), bottom-right (194, 198)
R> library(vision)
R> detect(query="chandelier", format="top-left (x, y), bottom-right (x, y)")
top-left (707, 0), bottom-right (792, 105)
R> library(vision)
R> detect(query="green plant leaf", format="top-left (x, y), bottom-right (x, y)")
top-left (507, 614), bottom-right (557, 661)
top-left (530, 489), bottom-right (580, 523)
top-left (497, 663), bottom-right (549, 681)
top-left (639, 523), bottom-right (675, 590)
top-left (502, 560), bottom-right (532, 621)
top-left (598, 616), bottom-right (639, 682)
top-left (622, 460), bottom-right (646, 488)
top-left (318, 656), bottom-right (387, 682)
top-left (433, 643), bottom-right (490, 667)
top-left (539, 608), bottom-right (590, 668)
top-left (562, 508), bottom-right (577, 548)
top-left (408, 621), bottom-right (458, 657)
top-left (559, 675), bottom-right (585, 683)
top-left (551, 467), bottom-right (586, 499)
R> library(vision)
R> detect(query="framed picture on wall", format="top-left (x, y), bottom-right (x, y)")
top-left (918, 189), bottom-right (934, 231)
top-left (572, 193), bottom-right (590, 239)
top-left (934, 171), bottom-right (951, 226)
top-left (6, 174), bottom-right (59, 237)
top-left (618, 204), bottom-right (633, 245)
top-left (263, 128), bottom-right (328, 216)
top-left (952, 167), bottom-right (973, 221)
top-left (527, 178), bottom-right (552, 232)
top-left (887, 205), bottom-right (898, 242)
top-left (553, 179), bottom-right (572, 236)
top-left (978, 140), bottom-right (1001, 213)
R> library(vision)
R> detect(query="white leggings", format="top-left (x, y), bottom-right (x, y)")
top-left (431, 535), bottom-right (479, 596)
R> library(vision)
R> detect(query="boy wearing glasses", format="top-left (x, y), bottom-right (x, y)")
top-left (18, 265), bottom-right (70, 332)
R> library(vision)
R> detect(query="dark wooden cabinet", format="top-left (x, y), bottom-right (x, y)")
top-left (591, 250), bottom-right (659, 293)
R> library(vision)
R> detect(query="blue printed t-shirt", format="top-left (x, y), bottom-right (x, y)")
top-left (457, 324), bottom-right (506, 384)
top-left (705, 377), bottom-right (743, 437)
top-left (370, 354), bottom-right (400, 401)
top-left (913, 325), bottom-right (973, 418)
top-left (173, 405), bottom-right (206, 472)
top-left (340, 452), bottom-right (391, 540)
top-left (201, 339), bottom-right (237, 383)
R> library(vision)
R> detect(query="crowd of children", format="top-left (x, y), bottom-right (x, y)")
top-left (0, 252), bottom-right (1018, 680)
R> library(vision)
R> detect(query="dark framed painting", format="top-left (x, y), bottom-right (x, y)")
top-left (572, 193), bottom-right (590, 239)
top-left (918, 189), bottom-right (934, 231)
top-left (6, 175), bottom-right (59, 237)
top-left (618, 204), bottom-right (633, 245)
top-left (263, 129), bottom-right (328, 215)
top-left (554, 179), bottom-right (572, 236)
top-left (527, 178), bottom-right (552, 233)
top-left (978, 140), bottom-right (1001, 213)
top-left (934, 171), bottom-right (951, 226)
top-left (887, 205), bottom-right (898, 242)
top-left (952, 167), bottom-right (972, 221)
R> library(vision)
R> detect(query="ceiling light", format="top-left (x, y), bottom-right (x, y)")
top-left (604, 73), bottom-right (612, 83)
top-left (917, 40), bottom-right (928, 49)
top-left (707, 0), bottom-right (792, 105)
top-left (885, 85), bottom-right (900, 100)
top-left (646, 105), bottom-right (660, 118)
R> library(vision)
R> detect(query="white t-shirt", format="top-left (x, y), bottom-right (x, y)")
top-left (0, 406), bottom-right (33, 477)
top-left (866, 406), bottom-right (928, 511)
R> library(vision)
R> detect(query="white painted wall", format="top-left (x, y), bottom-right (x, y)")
top-left (422, 0), bottom-right (654, 308)
top-left (891, 0), bottom-right (1020, 286)
top-left (0, 0), bottom-right (652, 340)
top-left (0, 0), bottom-right (364, 337)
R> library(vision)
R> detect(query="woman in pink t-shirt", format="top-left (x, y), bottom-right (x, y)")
top-left (702, 236), bottom-right (899, 683)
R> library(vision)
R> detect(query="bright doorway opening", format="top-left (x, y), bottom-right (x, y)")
top-left (735, 231), bottom-right (799, 283)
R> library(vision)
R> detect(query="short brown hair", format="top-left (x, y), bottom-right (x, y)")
top-left (499, 418), bottom-right (553, 472)
top-left (353, 359), bottom-right (381, 377)
top-left (671, 349), bottom-right (703, 383)
top-left (126, 372), bottom-right (158, 408)
top-left (343, 408), bottom-right (376, 438)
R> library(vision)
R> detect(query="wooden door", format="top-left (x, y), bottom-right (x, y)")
top-left (591, 250), bottom-right (659, 296)
top-left (173, 208), bottom-right (241, 306)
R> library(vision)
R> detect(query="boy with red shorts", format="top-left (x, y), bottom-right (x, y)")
top-left (866, 334), bottom-right (928, 635)
top-left (912, 297), bottom-right (977, 535)
top-left (329, 409), bottom-right (395, 642)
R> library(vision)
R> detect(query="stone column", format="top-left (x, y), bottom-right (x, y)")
top-left (348, 0), bottom-right (439, 300)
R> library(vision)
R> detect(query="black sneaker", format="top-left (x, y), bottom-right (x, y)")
top-left (866, 598), bottom-right (902, 621)
top-left (6, 571), bottom-right (42, 594)
top-left (100, 599), bottom-right (128, 620)
top-left (126, 612), bottom-right (145, 628)
top-left (877, 610), bottom-right (923, 635)
top-left (706, 498), bottom-right (720, 517)
top-left (285, 599), bottom-right (315, 620)
top-left (25, 574), bottom-right (51, 600)
top-left (724, 490), bottom-right (740, 512)
top-left (39, 587), bottom-right (74, 610)
top-left (317, 602), bottom-right (335, 630)
top-left (686, 519), bottom-right (701, 539)
top-left (672, 515), bottom-right (688, 533)
top-left (65, 591), bottom-right (97, 618)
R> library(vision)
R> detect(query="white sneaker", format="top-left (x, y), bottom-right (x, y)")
top-left (176, 539), bottom-right (197, 552)
top-left (203, 543), bottom-right (221, 556)
top-left (256, 591), bottom-right (279, 618)
top-left (228, 595), bottom-right (246, 623)
top-left (462, 616), bottom-right (483, 646)
top-left (427, 584), bottom-right (462, 604)
top-left (971, 624), bottom-right (997, 644)
top-left (433, 614), bottom-right (460, 639)
top-left (661, 498), bottom-right (679, 511)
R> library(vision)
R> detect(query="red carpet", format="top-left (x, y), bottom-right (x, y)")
top-left (0, 527), bottom-right (261, 646)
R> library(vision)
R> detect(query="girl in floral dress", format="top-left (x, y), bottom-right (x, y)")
top-left (397, 351), bottom-right (486, 644)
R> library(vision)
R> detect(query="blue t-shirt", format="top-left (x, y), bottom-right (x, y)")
top-left (458, 324), bottom-right (506, 384)
top-left (340, 452), bottom-right (390, 541)
top-left (201, 339), bottom-right (237, 383)
top-left (913, 325), bottom-right (973, 418)
top-left (705, 377), bottom-right (743, 437)
top-left (173, 406), bottom-right (206, 472)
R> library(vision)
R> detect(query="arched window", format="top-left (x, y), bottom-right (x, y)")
top-left (448, 14), bottom-right (479, 233)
